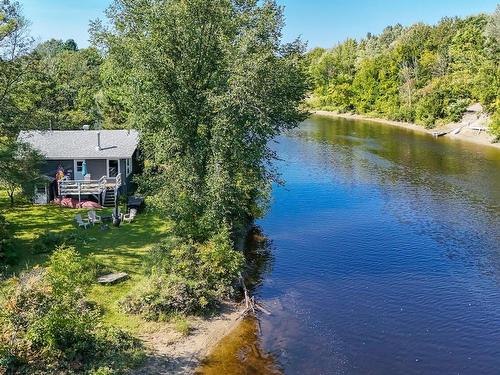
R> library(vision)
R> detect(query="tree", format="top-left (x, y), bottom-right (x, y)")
top-left (0, 0), bottom-right (36, 138)
top-left (93, 0), bottom-right (309, 240)
top-left (485, 5), bottom-right (500, 45)
top-left (306, 11), bottom-right (499, 130)
top-left (34, 46), bottom-right (103, 129)
top-left (34, 38), bottom-right (78, 58)
top-left (0, 140), bottom-right (43, 206)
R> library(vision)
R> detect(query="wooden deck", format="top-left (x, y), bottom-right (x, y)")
top-left (58, 174), bottom-right (122, 204)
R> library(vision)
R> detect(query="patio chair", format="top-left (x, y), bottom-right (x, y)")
top-left (75, 214), bottom-right (90, 229)
top-left (122, 208), bottom-right (138, 223)
top-left (88, 210), bottom-right (102, 225)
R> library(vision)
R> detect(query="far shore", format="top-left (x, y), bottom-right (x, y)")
top-left (313, 110), bottom-right (500, 150)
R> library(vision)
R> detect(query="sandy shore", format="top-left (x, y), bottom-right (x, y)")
top-left (132, 303), bottom-right (245, 375)
top-left (313, 110), bottom-right (500, 150)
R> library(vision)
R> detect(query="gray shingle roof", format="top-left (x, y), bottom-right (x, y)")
top-left (18, 130), bottom-right (139, 159)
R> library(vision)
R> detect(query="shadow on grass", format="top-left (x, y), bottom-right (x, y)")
top-left (2, 197), bottom-right (170, 277)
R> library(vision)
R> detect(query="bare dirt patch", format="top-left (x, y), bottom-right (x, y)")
top-left (132, 303), bottom-right (245, 375)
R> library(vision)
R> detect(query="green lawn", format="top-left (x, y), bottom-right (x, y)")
top-left (1, 193), bottom-right (170, 333)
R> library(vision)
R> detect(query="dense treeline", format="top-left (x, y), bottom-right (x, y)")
top-left (306, 8), bottom-right (500, 135)
top-left (0, 3), bottom-right (125, 138)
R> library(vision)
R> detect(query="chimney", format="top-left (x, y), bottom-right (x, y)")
top-left (95, 131), bottom-right (101, 151)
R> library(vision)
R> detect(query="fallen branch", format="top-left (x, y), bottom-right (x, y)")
top-left (238, 273), bottom-right (271, 320)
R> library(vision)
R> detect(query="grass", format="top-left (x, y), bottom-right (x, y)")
top-left (0, 192), bottom-right (171, 334)
top-left (172, 314), bottom-right (191, 336)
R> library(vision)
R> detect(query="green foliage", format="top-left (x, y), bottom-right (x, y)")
top-left (489, 108), bottom-right (500, 141)
top-left (0, 212), bottom-right (13, 266)
top-left (1, 0), bottom-right (103, 137)
top-left (0, 245), bottom-right (143, 374)
top-left (93, 0), bottom-right (309, 241)
top-left (172, 314), bottom-right (191, 336)
top-left (0, 140), bottom-right (44, 206)
top-left (306, 12), bottom-right (499, 130)
top-left (32, 231), bottom-right (81, 254)
top-left (0, 0), bottom-right (37, 138)
top-left (121, 229), bottom-right (244, 319)
top-left (33, 45), bottom-right (103, 129)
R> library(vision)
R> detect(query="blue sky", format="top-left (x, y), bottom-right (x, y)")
top-left (22, 0), bottom-right (498, 49)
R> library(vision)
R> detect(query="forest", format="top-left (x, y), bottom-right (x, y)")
top-left (305, 8), bottom-right (499, 136)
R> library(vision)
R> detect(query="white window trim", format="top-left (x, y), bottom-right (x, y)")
top-left (74, 160), bottom-right (84, 172)
top-left (125, 158), bottom-right (132, 177)
top-left (106, 159), bottom-right (121, 178)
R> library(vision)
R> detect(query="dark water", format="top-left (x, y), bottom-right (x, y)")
top-left (201, 115), bottom-right (500, 375)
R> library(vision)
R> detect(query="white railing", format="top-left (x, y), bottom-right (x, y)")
top-left (115, 173), bottom-right (122, 189)
top-left (58, 174), bottom-right (123, 203)
top-left (58, 176), bottom-right (108, 196)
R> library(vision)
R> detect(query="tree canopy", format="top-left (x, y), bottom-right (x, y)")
top-left (93, 0), bottom-right (309, 240)
top-left (306, 12), bottom-right (500, 132)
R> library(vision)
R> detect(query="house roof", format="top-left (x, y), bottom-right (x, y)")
top-left (18, 130), bottom-right (139, 159)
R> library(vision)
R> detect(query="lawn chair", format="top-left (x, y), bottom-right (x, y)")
top-left (75, 214), bottom-right (90, 229)
top-left (88, 210), bottom-right (102, 225)
top-left (122, 208), bottom-right (137, 223)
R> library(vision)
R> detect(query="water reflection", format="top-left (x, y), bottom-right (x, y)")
top-left (201, 115), bottom-right (500, 375)
top-left (195, 317), bottom-right (282, 375)
top-left (196, 227), bottom-right (281, 374)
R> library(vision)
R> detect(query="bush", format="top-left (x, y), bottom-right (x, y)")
top-left (32, 231), bottom-right (81, 254)
top-left (121, 229), bottom-right (244, 319)
top-left (444, 98), bottom-right (469, 122)
top-left (0, 245), bottom-right (143, 374)
top-left (489, 110), bottom-right (500, 141)
top-left (172, 315), bottom-right (191, 336)
top-left (0, 213), bottom-right (14, 266)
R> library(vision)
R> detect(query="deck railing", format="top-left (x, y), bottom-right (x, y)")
top-left (58, 175), bottom-right (122, 199)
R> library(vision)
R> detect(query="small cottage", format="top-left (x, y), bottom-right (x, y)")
top-left (18, 129), bottom-right (139, 206)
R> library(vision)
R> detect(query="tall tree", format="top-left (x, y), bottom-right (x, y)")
top-left (93, 0), bottom-right (308, 240)
top-left (0, 0), bottom-right (36, 137)
top-left (0, 140), bottom-right (43, 206)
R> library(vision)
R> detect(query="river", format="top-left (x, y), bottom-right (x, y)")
top-left (198, 114), bottom-right (500, 375)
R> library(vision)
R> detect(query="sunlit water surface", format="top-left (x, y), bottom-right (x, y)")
top-left (199, 115), bottom-right (500, 375)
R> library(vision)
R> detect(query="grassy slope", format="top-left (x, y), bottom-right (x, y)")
top-left (0, 193), bottom-right (170, 334)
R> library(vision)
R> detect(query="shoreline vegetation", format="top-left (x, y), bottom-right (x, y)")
top-left (313, 110), bottom-right (500, 150)
top-left (305, 8), bottom-right (500, 140)
top-left (1, 0), bottom-right (307, 373)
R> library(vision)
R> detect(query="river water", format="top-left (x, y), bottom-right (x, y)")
top-left (198, 115), bottom-right (500, 375)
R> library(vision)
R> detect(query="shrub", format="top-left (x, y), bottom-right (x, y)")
top-left (489, 108), bottom-right (500, 142)
top-left (0, 245), bottom-right (143, 374)
top-left (415, 93), bottom-right (443, 128)
top-left (444, 98), bottom-right (469, 122)
top-left (32, 231), bottom-right (81, 254)
top-left (121, 229), bottom-right (244, 319)
top-left (172, 315), bottom-right (191, 336)
top-left (0, 213), bottom-right (14, 266)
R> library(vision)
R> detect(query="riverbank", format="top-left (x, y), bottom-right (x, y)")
top-left (134, 303), bottom-right (246, 375)
top-left (313, 110), bottom-right (500, 150)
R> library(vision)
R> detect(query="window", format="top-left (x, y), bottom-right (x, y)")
top-left (76, 161), bottom-right (83, 172)
top-left (125, 158), bottom-right (132, 177)
top-left (108, 159), bottom-right (119, 178)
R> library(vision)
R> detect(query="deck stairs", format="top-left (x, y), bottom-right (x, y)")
top-left (103, 189), bottom-right (117, 207)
